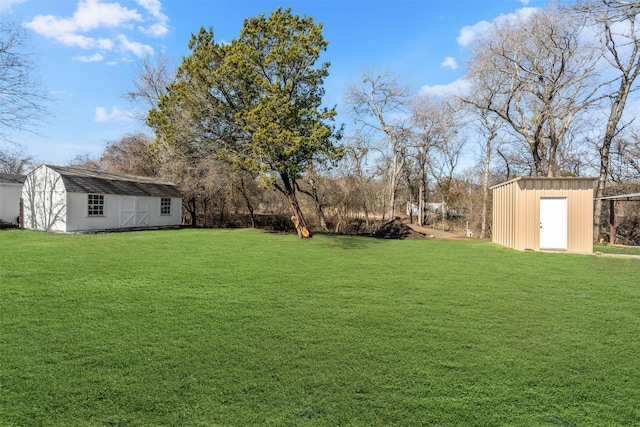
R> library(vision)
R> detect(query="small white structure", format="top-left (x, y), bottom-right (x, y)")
top-left (22, 165), bottom-right (182, 232)
top-left (0, 173), bottom-right (26, 226)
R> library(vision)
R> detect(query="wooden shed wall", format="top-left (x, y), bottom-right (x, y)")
top-left (492, 178), bottom-right (594, 253)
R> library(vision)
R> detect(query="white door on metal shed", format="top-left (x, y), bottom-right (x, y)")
top-left (540, 197), bottom-right (567, 250)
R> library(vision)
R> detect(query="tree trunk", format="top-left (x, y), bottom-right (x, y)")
top-left (481, 137), bottom-right (491, 239)
top-left (388, 163), bottom-right (397, 220)
top-left (418, 154), bottom-right (427, 226)
top-left (418, 186), bottom-right (425, 226)
top-left (593, 134), bottom-right (612, 243)
top-left (236, 179), bottom-right (256, 228)
top-left (594, 89), bottom-right (629, 242)
top-left (532, 140), bottom-right (545, 176)
top-left (547, 135), bottom-right (559, 177)
top-left (279, 173), bottom-right (311, 238)
top-left (387, 146), bottom-right (405, 220)
top-left (186, 196), bottom-right (197, 227)
top-left (297, 174), bottom-right (329, 232)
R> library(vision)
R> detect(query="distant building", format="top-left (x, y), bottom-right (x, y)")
top-left (0, 173), bottom-right (26, 226)
top-left (22, 165), bottom-right (182, 232)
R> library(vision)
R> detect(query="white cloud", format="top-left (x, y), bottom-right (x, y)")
top-left (75, 53), bottom-right (104, 62)
top-left (136, 0), bottom-right (169, 36)
top-left (73, 0), bottom-right (142, 31)
top-left (140, 22), bottom-right (168, 37)
top-left (441, 57), bottom-right (459, 70)
top-left (457, 7), bottom-right (538, 47)
top-left (24, 0), bottom-right (142, 46)
top-left (519, 0), bottom-right (531, 4)
top-left (95, 106), bottom-right (132, 122)
top-left (420, 78), bottom-right (472, 98)
top-left (117, 34), bottom-right (153, 57)
top-left (457, 21), bottom-right (491, 47)
top-left (136, 0), bottom-right (162, 17)
top-left (23, 0), bottom-right (164, 60)
top-left (0, 0), bottom-right (26, 13)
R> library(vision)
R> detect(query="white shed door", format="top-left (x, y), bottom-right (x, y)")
top-left (121, 197), bottom-right (149, 227)
top-left (121, 197), bottom-right (136, 227)
top-left (135, 198), bottom-right (149, 226)
top-left (540, 197), bottom-right (567, 250)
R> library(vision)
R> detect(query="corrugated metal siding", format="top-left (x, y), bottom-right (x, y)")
top-left (492, 177), bottom-right (594, 253)
top-left (492, 178), bottom-right (519, 250)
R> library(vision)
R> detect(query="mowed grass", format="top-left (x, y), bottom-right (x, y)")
top-left (595, 243), bottom-right (640, 256)
top-left (1, 229), bottom-right (639, 426)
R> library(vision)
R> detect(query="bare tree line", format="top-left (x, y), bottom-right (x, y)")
top-left (3, 1), bottom-right (640, 242)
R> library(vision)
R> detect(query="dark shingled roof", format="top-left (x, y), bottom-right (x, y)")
top-left (47, 165), bottom-right (182, 198)
top-left (0, 173), bottom-right (26, 184)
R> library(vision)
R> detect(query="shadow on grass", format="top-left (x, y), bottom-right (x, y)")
top-left (315, 232), bottom-right (389, 250)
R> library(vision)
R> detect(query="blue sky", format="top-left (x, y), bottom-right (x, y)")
top-left (1, 0), bottom-right (541, 166)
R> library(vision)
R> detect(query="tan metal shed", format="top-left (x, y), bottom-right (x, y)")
top-left (491, 177), bottom-right (595, 253)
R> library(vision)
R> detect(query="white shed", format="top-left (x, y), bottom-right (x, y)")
top-left (0, 173), bottom-right (26, 226)
top-left (22, 165), bottom-right (182, 232)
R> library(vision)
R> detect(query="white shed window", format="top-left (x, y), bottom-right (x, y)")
top-left (160, 197), bottom-right (171, 215)
top-left (88, 194), bottom-right (104, 216)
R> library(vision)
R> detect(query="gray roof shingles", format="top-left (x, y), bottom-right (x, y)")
top-left (47, 165), bottom-right (182, 198)
top-left (0, 173), bottom-right (26, 184)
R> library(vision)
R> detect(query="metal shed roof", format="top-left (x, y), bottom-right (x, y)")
top-left (0, 173), bottom-right (26, 184)
top-left (47, 165), bottom-right (182, 198)
top-left (490, 176), bottom-right (595, 190)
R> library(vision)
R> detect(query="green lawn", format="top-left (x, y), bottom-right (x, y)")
top-left (595, 243), bottom-right (640, 256)
top-left (1, 229), bottom-right (639, 426)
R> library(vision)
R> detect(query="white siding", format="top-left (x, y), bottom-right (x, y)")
top-left (22, 165), bottom-right (68, 232)
top-left (0, 183), bottom-right (22, 225)
top-left (66, 194), bottom-right (182, 232)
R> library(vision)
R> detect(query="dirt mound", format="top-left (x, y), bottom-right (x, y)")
top-left (371, 218), bottom-right (429, 240)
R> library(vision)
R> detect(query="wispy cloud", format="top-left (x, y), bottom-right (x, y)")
top-left (117, 34), bottom-right (154, 56)
top-left (420, 78), bottom-right (472, 98)
top-left (441, 57), bottom-right (459, 70)
top-left (519, 0), bottom-right (531, 4)
top-left (75, 53), bottom-right (104, 62)
top-left (136, 0), bottom-right (169, 36)
top-left (0, 0), bottom-right (26, 13)
top-left (457, 7), bottom-right (538, 47)
top-left (95, 106), bottom-right (132, 122)
top-left (24, 0), bottom-right (167, 60)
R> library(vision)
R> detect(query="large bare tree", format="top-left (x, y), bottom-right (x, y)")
top-left (409, 94), bottom-right (457, 226)
top-left (467, 7), bottom-right (604, 177)
top-left (100, 133), bottom-right (158, 177)
top-left (0, 144), bottom-right (34, 174)
top-left (459, 72), bottom-right (505, 238)
top-left (345, 69), bottom-right (411, 220)
top-left (474, 108), bottom-right (502, 239)
top-left (126, 52), bottom-right (174, 122)
top-left (574, 0), bottom-right (640, 241)
top-left (0, 21), bottom-right (48, 141)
